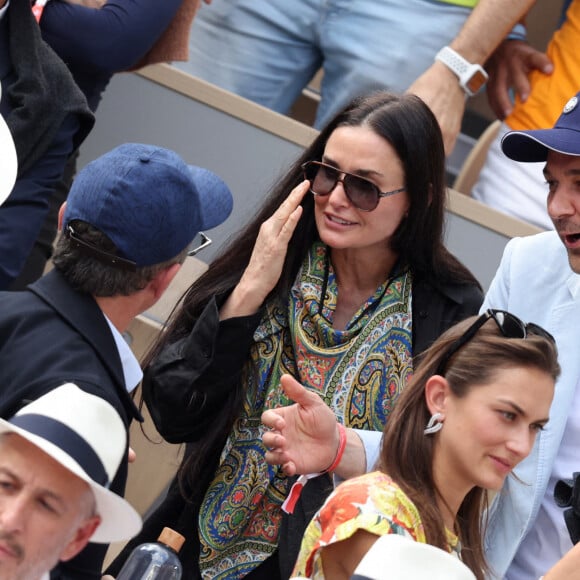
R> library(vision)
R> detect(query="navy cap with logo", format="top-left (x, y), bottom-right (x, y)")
top-left (63, 143), bottom-right (233, 268)
top-left (501, 93), bottom-right (580, 162)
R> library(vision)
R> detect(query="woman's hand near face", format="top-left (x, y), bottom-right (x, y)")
top-left (220, 181), bottom-right (308, 320)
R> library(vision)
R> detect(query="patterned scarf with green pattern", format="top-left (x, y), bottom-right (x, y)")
top-left (198, 242), bottom-right (413, 579)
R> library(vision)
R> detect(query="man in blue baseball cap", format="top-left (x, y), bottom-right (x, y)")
top-left (481, 91), bottom-right (580, 579)
top-left (0, 143), bottom-right (233, 580)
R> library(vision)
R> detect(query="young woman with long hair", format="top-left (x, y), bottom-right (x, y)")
top-left (282, 311), bottom-right (559, 579)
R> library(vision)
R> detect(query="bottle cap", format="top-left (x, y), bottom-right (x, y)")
top-left (158, 527), bottom-right (185, 553)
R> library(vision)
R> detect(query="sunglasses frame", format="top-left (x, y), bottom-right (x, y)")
top-left (187, 231), bottom-right (212, 257)
top-left (301, 160), bottom-right (405, 211)
top-left (65, 225), bottom-right (137, 271)
top-left (435, 309), bottom-right (555, 376)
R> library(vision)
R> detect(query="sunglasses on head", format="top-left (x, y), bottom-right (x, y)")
top-left (301, 160), bottom-right (405, 212)
top-left (435, 309), bottom-right (555, 376)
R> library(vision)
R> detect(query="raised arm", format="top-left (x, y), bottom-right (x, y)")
top-left (219, 181), bottom-right (307, 319)
top-left (407, 0), bottom-right (535, 153)
top-left (144, 182), bottom-right (309, 442)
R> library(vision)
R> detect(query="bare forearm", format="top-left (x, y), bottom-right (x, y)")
top-left (450, 0), bottom-right (535, 63)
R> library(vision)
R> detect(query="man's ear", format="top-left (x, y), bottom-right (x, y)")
top-left (148, 262), bottom-right (181, 302)
top-left (57, 202), bottom-right (67, 231)
top-left (424, 374), bottom-right (450, 417)
top-left (59, 515), bottom-right (101, 562)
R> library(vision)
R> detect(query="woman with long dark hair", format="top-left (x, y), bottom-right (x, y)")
top-left (286, 311), bottom-right (559, 579)
top-left (110, 91), bottom-right (483, 579)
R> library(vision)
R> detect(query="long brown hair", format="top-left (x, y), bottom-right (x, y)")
top-left (380, 316), bottom-right (560, 578)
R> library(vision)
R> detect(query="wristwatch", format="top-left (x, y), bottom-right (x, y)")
top-left (435, 46), bottom-right (488, 97)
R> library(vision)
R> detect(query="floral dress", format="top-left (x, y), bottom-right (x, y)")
top-left (292, 471), bottom-right (460, 579)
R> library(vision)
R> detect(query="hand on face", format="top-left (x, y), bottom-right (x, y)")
top-left (261, 374), bottom-right (339, 476)
top-left (220, 181), bottom-right (308, 319)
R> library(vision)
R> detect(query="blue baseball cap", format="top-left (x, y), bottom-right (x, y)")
top-left (63, 143), bottom-right (233, 268)
top-left (502, 93), bottom-right (580, 162)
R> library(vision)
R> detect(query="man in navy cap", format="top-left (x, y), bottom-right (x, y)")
top-left (481, 92), bottom-right (580, 578)
top-left (0, 142), bottom-right (233, 579)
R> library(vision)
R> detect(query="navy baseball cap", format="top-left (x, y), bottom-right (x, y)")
top-left (63, 143), bottom-right (233, 268)
top-left (502, 93), bottom-right (580, 162)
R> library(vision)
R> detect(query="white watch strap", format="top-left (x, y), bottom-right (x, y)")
top-left (435, 46), bottom-right (470, 78)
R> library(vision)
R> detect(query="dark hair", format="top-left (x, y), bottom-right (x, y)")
top-left (380, 316), bottom-right (560, 579)
top-left (144, 91), bottom-right (480, 497)
top-left (52, 220), bottom-right (188, 297)
top-left (158, 91), bottom-right (478, 342)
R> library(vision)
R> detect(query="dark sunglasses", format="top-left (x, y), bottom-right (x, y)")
top-left (436, 309), bottom-right (555, 376)
top-left (66, 226), bottom-right (213, 271)
top-left (301, 160), bottom-right (405, 212)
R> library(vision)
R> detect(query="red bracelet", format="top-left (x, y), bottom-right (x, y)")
top-left (323, 423), bottom-right (347, 473)
top-left (281, 423), bottom-right (348, 515)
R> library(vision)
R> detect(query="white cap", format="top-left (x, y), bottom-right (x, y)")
top-left (0, 383), bottom-right (142, 543)
top-left (350, 534), bottom-right (476, 579)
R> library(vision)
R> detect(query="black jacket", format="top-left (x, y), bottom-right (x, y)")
top-left (0, 270), bottom-right (142, 579)
top-left (109, 275), bottom-right (483, 579)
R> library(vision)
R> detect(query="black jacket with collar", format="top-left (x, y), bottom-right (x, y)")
top-left (0, 269), bottom-right (142, 579)
top-left (108, 274), bottom-right (483, 579)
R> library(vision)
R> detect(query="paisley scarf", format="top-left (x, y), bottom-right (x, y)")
top-left (198, 242), bottom-right (413, 578)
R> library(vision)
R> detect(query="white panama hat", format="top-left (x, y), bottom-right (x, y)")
top-left (0, 84), bottom-right (17, 206)
top-left (350, 534), bottom-right (476, 579)
top-left (0, 383), bottom-right (142, 543)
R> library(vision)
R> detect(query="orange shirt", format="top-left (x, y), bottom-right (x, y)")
top-left (507, 1), bottom-right (580, 130)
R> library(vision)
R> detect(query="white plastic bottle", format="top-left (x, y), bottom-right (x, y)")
top-left (116, 527), bottom-right (185, 580)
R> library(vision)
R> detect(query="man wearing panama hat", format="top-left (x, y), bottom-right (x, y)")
top-left (0, 383), bottom-right (141, 580)
top-left (0, 142), bottom-right (233, 579)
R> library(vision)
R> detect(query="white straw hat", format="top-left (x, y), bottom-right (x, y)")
top-left (350, 534), bottom-right (476, 579)
top-left (0, 383), bottom-right (142, 543)
top-left (0, 85), bottom-right (17, 206)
